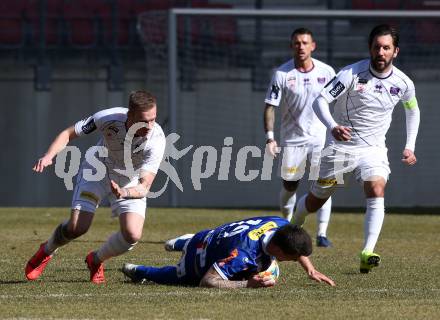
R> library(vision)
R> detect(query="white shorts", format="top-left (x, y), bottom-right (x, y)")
top-left (71, 162), bottom-right (147, 217)
top-left (278, 142), bottom-right (324, 181)
top-left (310, 145), bottom-right (390, 199)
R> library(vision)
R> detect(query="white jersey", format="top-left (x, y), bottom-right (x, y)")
top-left (74, 107), bottom-right (166, 183)
top-left (265, 58), bottom-right (335, 146)
top-left (321, 59), bottom-right (416, 149)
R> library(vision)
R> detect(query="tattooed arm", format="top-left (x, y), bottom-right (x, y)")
top-left (110, 171), bottom-right (156, 199)
top-left (199, 265), bottom-right (275, 289)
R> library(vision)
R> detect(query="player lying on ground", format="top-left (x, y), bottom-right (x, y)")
top-left (121, 216), bottom-right (335, 288)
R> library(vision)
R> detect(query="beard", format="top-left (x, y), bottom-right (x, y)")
top-left (371, 57), bottom-right (393, 72)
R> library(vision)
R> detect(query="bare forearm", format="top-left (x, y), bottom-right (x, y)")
top-left (121, 184), bottom-right (149, 199)
top-left (264, 104), bottom-right (275, 133)
top-left (199, 273), bottom-right (247, 289)
top-left (120, 172), bottom-right (155, 199)
top-left (298, 255), bottom-right (315, 273)
top-left (45, 126), bottom-right (77, 159)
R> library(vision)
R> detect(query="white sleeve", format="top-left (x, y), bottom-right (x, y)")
top-left (74, 115), bottom-right (97, 137)
top-left (320, 67), bottom-right (353, 104)
top-left (140, 133), bottom-right (166, 174)
top-left (404, 103), bottom-right (420, 152)
top-left (264, 70), bottom-right (284, 107)
top-left (312, 96), bottom-right (338, 130)
top-left (401, 79), bottom-right (419, 151)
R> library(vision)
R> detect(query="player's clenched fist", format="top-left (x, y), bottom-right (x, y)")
top-left (331, 125), bottom-right (352, 141)
top-left (401, 149), bottom-right (417, 166)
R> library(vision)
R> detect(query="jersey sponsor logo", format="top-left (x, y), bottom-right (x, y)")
top-left (317, 77), bottom-right (326, 84)
top-left (303, 78), bottom-right (310, 85)
top-left (329, 81), bottom-right (345, 97)
top-left (389, 87), bottom-right (400, 95)
top-left (374, 84), bottom-right (382, 93)
top-left (248, 222), bottom-right (278, 241)
top-left (81, 118), bottom-right (97, 134)
top-left (270, 84), bottom-right (280, 100)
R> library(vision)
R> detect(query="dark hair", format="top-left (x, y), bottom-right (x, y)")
top-left (368, 24), bottom-right (399, 48)
top-left (291, 27), bottom-right (314, 41)
top-left (271, 224), bottom-right (312, 257)
top-left (128, 90), bottom-right (156, 112)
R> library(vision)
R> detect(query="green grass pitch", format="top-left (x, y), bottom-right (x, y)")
top-left (1, 207), bottom-right (439, 319)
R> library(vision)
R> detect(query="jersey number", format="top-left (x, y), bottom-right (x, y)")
top-left (223, 219), bottom-right (263, 238)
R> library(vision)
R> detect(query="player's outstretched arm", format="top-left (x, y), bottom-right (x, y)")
top-left (33, 125), bottom-right (78, 173)
top-left (297, 255), bottom-right (335, 286)
top-left (199, 266), bottom-right (275, 289)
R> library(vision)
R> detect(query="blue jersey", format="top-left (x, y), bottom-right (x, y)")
top-left (176, 216), bottom-right (289, 285)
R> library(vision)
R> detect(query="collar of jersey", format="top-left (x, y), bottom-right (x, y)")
top-left (261, 230), bottom-right (275, 255)
top-left (369, 63), bottom-right (393, 79)
top-left (293, 59), bottom-right (315, 74)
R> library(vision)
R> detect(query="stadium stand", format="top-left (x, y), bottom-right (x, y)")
top-left (26, 0), bottom-right (63, 46)
top-left (0, 0), bottom-right (27, 48)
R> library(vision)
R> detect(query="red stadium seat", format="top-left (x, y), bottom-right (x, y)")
top-left (114, 0), bottom-right (136, 46)
top-left (191, 1), bottom-right (237, 45)
top-left (63, 0), bottom-right (110, 47)
top-left (26, 0), bottom-right (63, 46)
top-left (404, 0), bottom-right (440, 43)
top-left (0, 0), bottom-right (27, 48)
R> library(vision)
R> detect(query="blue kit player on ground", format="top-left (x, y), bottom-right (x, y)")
top-left (121, 216), bottom-right (335, 288)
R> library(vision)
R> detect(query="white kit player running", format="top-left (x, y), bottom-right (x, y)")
top-left (264, 27), bottom-right (335, 247)
top-left (25, 90), bottom-right (166, 283)
top-left (292, 24), bottom-right (420, 273)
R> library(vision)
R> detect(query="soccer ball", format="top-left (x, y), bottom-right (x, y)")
top-left (258, 259), bottom-right (280, 280)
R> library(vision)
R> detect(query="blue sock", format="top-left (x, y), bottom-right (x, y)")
top-left (135, 266), bottom-right (181, 285)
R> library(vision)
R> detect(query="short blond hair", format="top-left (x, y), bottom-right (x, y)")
top-left (128, 90), bottom-right (156, 111)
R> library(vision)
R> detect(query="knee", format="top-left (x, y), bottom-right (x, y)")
top-left (365, 184), bottom-right (385, 198)
top-left (306, 193), bottom-right (328, 212)
top-left (121, 229), bottom-right (142, 244)
top-left (283, 180), bottom-right (299, 192)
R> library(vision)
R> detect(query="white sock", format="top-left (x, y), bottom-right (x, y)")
top-left (96, 231), bottom-right (137, 262)
top-left (292, 194), bottom-right (310, 226)
top-left (363, 197), bottom-right (385, 253)
top-left (280, 188), bottom-right (296, 221)
top-left (45, 220), bottom-right (70, 255)
top-left (316, 197), bottom-right (332, 237)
